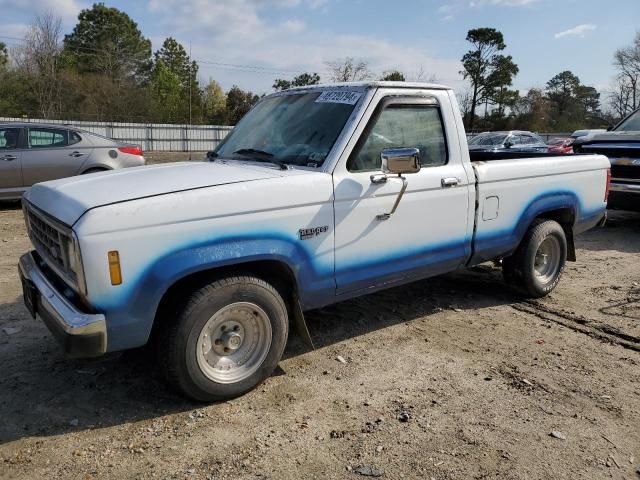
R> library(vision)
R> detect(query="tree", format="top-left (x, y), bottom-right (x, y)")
top-left (326, 57), bottom-right (370, 82)
top-left (63, 3), bottom-right (152, 83)
top-left (226, 86), bottom-right (259, 124)
top-left (154, 37), bottom-right (197, 91)
top-left (545, 70), bottom-right (580, 118)
top-left (203, 79), bottom-right (227, 124)
top-left (460, 28), bottom-right (518, 131)
top-left (512, 89), bottom-right (550, 132)
top-left (150, 37), bottom-right (202, 122)
top-left (273, 72), bottom-right (320, 91)
top-left (543, 71), bottom-right (603, 130)
top-left (149, 61), bottom-right (183, 121)
top-left (13, 13), bottom-right (64, 118)
top-left (487, 55), bottom-right (519, 117)
top-left (0, 42), bottom-right (8, 68)
top-left (612, 32), bottom-right (640, 117)
top-left (381, 70), bottom-right (405, 81)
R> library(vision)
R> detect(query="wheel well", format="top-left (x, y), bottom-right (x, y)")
top-left (81, 166), bottom-right (110, 174)
top-left (151, 260), bottom-right (299, 338)
top-left (534, 207), bottom-right (576, 261)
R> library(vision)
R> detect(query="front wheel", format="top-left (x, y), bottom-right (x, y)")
top-left (157, 276), bottom-right (289, 402)
top-left (502, 219), bottom-right (567, 298)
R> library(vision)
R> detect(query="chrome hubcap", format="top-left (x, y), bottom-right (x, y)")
top-left (196, 302), bottom-right (272, 384)
top-left (534, 236), bottom-right (561, 283)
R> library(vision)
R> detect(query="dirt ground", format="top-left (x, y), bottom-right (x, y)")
top-left (0, 199), bottom-right (639, 480)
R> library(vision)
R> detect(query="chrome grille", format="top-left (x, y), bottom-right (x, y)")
top-left (24, 203), bottom-right (77, 284)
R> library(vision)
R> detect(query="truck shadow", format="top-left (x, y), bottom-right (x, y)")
top-left (0, 200), bottom-right (22, 211)
top-left (0, 265), bottom-right (514, 446)
top-left (577, 210), bottom-right (640, 254)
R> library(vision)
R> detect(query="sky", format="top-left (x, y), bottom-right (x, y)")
top-left (0, 0), bottom-right (638, 96)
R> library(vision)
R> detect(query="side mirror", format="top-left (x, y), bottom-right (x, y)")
top-left (381, 147), bottom-right (421, 175)
top-left (606, 125), bottom-right (613, 131)
top-left (504, 140), bottom-right (513, 148)
top-left (372, 148), bottom-right (421, 221)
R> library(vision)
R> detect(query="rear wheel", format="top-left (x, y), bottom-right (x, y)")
top-left (157, 276), bottom-right (288, 402)
top-left (502, 219), bottom-right (567, 298)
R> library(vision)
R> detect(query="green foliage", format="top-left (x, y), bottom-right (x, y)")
top-left (0, 70), bottom-right (38, 116)
top-left (543, 71), bottom-right (602, 130)
top-left (148, 37), bottom-right (202, 122)
top-left (381, 70), bottom-right (405, 81)
top-left (149, 61), bottom-right (183, 121)
top-left (63, 3), bottom-right (152, 82)
top-left (0, 42), bottom-right (7, 68)
top-left (226, 85), bottom-right (259, 124)
top-left (461, 28), bottom-right (519, 131)
top-left (273, 72), bottom-right (320, 91)
top-left (203, 80), bottom-right (228, 124)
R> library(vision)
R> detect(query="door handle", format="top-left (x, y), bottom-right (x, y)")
top-left (69, 151), bottom-right (86, 157)
top-left (441, 177), bottom-right (459, 188)
top-left (370, 174), bottom-right (388, 184)
top-left (1, 155), bottom-right (17, 161)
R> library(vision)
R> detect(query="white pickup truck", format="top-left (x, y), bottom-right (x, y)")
top-left (18, 82), bottom-right (610, 401)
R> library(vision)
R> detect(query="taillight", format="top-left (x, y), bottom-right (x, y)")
top-left (605, 168), bottom-right (611, 202)
top-left (118, 146), bottom-right (143, 156)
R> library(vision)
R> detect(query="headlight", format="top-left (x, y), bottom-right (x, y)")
top-left (64, 232), bottom-right (87, 296)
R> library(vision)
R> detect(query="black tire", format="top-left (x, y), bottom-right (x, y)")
top-left (502, 219), bottom-right (567, 298)
top-left (157, 276), bottom-right (288, 402)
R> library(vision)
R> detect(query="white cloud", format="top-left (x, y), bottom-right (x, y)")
top-left (554, 24), bottom-right (596, 39)
top-left (470, 0), bottom-right (538, 6)
top-left (1, 0), bottom-right (84, 21)
top-left (281, 19), bottom-right (305, 33)
top-left (441, 15), bottom-right (454, 21)
top-left (0, 22), bottom-right (29, 40)
top-left (148, 0), bottom-right (463, 93)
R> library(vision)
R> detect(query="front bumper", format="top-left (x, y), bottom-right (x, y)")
top-left (18, 251), bottom-right (107, 358)
top-left (608, 182), bottom-right (640, 212)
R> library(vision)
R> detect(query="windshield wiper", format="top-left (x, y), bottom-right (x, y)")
top-left (232, 148), bottom-right (288, 170)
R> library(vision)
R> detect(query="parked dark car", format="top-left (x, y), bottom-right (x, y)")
top-left (547, 137), bottom-right (574, 154)
top-left (468, 131), bottom-right (548, 154)
top-left (573, 108), bottom-right (640, 212)
top-left (0, 123), bottom-right (145, 201)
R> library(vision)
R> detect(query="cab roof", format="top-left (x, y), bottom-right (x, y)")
top-left (287, 81), bottom-right (451, 91)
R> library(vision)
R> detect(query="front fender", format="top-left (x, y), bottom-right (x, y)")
top-left (99, 234), bottom-right (335, 352)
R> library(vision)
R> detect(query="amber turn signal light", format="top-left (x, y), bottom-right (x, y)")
top-left (108, 251), bottom-right (122, 285)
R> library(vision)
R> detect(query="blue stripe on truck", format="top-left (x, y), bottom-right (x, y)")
top-left (94, 189), bottom-right (606, 352)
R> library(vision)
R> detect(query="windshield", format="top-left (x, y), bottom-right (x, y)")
top-left (616, 109), bottom-right (640, 132)
top-left (468, 133), bottom-right (507, 146)
top-left (214, 91), bottom-right (360, 167)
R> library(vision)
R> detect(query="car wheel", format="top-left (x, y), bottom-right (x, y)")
top-left (158, 276), bottom-right (289, 402)
top-left (502, 219), bottom-right (567, 298)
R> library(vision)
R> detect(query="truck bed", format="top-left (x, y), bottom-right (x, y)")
top-left (469, 150), bottom-right (567, 162)
top-left (469, 153), bottom-right (609, 265)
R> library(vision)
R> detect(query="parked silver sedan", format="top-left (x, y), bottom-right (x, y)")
top-left (0, 123), bottom-right (145, 200)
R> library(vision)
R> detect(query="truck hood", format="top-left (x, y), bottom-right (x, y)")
top-left (26, 161), bottom-right (283, 226)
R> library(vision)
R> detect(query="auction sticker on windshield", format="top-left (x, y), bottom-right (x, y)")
top-left (315, 91), bottom-right (362, 105)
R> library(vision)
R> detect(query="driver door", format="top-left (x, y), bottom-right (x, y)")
top-left (332, 92), bottom-right (473, 295)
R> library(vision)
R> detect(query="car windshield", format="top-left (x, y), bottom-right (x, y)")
top-left (468, 133), bottom-right (507, 146)
top-left (213, 91), bottom-right (361, 167)
top-left (616, 109), bottom-right (640, 132)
